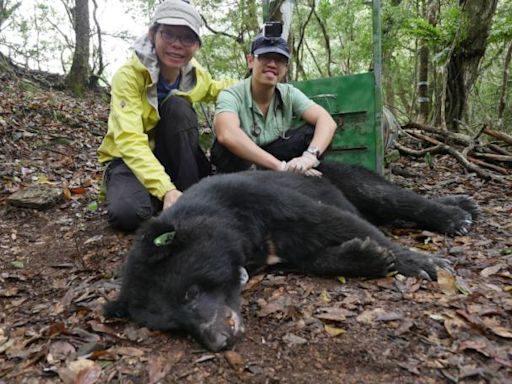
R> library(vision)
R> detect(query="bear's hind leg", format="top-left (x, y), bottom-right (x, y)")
top-left (434, 195), bottom-right (480, 220)
top-left (297, 237), bottom-right (396, 278)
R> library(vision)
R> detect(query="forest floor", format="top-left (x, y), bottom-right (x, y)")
top-left (1, 67), bottom-right (512, 384)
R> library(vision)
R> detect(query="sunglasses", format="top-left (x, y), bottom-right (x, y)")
top-left (159, 30), bottom-right (198, 47)
top-left (254, 54), bottom-right (288, 65)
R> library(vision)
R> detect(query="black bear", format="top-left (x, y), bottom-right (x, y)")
top-left (104, 162), bottom-right (478, 352)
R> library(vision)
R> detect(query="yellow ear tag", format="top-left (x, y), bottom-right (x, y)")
top-left (153, 232), bottom-right (175, 247)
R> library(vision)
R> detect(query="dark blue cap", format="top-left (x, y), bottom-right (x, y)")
top-left (250, 34), bottom-right (291, 59)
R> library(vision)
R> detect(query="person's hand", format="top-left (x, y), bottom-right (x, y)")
top-left (286, 152), bottom-right (320, 173)
top-left (163, 188), bottom-right (183, 210)
top-left (304, 168), bottom-right (323, 177)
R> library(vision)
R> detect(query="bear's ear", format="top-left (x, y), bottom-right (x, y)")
top-left (137, 218), bottom-right (177, 263)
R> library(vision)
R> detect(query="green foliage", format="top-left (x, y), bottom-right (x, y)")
top-left (0, 0), bottom-right (510, 132)
top-left (489, 1), bottom-right (512, 43)
top-left (400, 18), bottom-right (442, 46)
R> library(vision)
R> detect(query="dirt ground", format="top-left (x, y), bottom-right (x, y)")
top-left (1, 71), bottom-right (512, 383)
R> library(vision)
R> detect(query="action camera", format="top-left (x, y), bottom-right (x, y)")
top-left (263, 21), bottom-right (283, 39)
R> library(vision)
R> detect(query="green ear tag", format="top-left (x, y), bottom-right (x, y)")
top-left (153, 232), bottom-right (175, 247)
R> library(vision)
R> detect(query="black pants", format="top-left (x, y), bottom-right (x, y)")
top-left (211, 124), bottom-right (315, 173)
top-left (105, 96), bottom-right (211, 232)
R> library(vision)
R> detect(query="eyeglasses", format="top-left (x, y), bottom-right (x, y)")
top-left (159, 30), bottom-right (198, 47)
top-left (254, 54), bottom-right (288, 65)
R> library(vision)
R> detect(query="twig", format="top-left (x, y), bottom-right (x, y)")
top-left (200, 15), bottom-right (241, 42)
top-left (472, 153), bottom-right (512, 163)
top-left (393, 142), bottom-right (444, 157)
top-left (488, 144), bottom-right (512, 156)
top-left (401, 130), bottom-right (503, 181)
top-left (467, 157), bottom-right (509, 174)
top-left (483, 127), bottom-right (512, 146)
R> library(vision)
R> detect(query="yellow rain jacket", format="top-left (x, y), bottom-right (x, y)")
top-left (98, 34), bottom-right (235, 200)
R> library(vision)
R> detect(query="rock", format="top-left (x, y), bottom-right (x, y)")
top-left (7, 186), bottom-right (63, 209)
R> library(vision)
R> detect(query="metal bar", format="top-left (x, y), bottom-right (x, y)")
top-left (262, 0), bottom-right (269, 22)
top-left (372, 0), bottom-right (384, 174)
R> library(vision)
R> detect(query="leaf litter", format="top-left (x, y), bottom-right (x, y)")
top-left (1, 70), bottom-right (512, 382)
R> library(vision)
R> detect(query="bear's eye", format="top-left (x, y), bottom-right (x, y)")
top-left (184, 285), bottom-right (199, 303)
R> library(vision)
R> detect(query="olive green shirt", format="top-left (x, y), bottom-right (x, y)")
top-left (215, 77), bottom-right (315, 146)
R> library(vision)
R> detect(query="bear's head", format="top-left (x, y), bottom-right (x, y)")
top-left (104, 212), bottom-right (248, 351)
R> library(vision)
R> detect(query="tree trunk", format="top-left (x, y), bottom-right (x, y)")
top-left (445, 0), bottom-right (498, 131)
top-left (497, 41), bottom-right (512, 127)
top-left (66, 0), bottom-right (90, 96)
top-left (417, 0), bottom-right (438, 123)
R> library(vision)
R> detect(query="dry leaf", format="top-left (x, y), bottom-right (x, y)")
top-left (224, 351), bottom-right (245, 369)
top-left (315, 307), bottom-right (355, 322)
top-left (110, 346), bottom-right (146, 357)
top-left (443, 316), bottom-right (469, 338)
top-left (258, 302), bottom-right (285, 317)
top-left (148, 354), bottom-right (172, 384)
top-left (356, 308), bottom-right (386, 324)
top-left (58, 359), bottom-right (101, 384)
top-left (320, 290), bottom-right (331, 304)
top-left (480, 264), bottom-right (503, 277)
top-left (437, 268), bottom-right (458, 295)
top-left (324, 324), bottom-right (345, 337)
top-left (488, 326), bottom-right (512, 339)
top-left (47, 341), bottom-right (76, 363)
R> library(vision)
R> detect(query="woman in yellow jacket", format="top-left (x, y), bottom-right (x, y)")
top-left (98, 0), bottom-right (234, 232)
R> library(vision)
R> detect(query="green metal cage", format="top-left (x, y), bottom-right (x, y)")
top-left (266, 1), bottom-right (384, 173)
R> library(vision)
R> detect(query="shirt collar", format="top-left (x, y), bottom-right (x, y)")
top-left (245, 76), bottom-right (284, 114)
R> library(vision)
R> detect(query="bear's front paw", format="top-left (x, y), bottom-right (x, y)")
top-left (437, 207), bottom-right (473, 236)
top-left (393, 249), bottom-right (452, 280)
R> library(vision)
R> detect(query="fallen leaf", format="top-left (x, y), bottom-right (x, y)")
top-left (356, 308), bottom-right (386, 324)
top-left (88, 350), bottom-right (116, 361)
top-left (455, 276), bottom-right (471, 295)
top-left (10, 261), bottom-right (24, 269)
top-left (315, 307), bottom-right (356, 322)
top-left (63, 185), bottom-right (72, 200)
top-left (47, 341), bottom-right (76, 363)
top-left (487, 326), bottom-right (512, 339)
top-left (70, 186), bottom-right (87, 194)
top-left (480, 264), bottom-right (504, 277)
top-left (458, 339), bottom-right (491, 357)
top-left (86, 201), bottom-right (98, 211)
top-left (437, 268), bottom-right (458, 295)
top-left (394, 319), bottom-right (414, 336)
top-left (282, 333), bottom-right (308, 345)
top-left (243, 273), bottom-right (265, 291)
top-left (320, 290), bottom-right (331, 304)
top-left (110, 346), bottom-right (145, 357)
top-left (444, 316), bottom-right (469, 338)
top-left (148, 354), bottom-right (172, 384)
top-left (224, 351), bottom-right (245, 369)
top-left (58, 358), bottom-right (101, 384)
top-left (0, 287), bottom-right (18, 297)
top-left (194, 354), bottom-right (216, 364)
top-left (258, 302), bottom-right (285, 317)
top-left (375, 311), bottom-right (403, 322)
top-left (324, 324), bottom-right (345, 337)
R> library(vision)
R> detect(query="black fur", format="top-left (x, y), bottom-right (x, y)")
top-left (104, 162), bottom-right (477, 351)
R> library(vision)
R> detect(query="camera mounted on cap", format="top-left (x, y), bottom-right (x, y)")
top-left (263, 21), bottom-right (283, 40)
